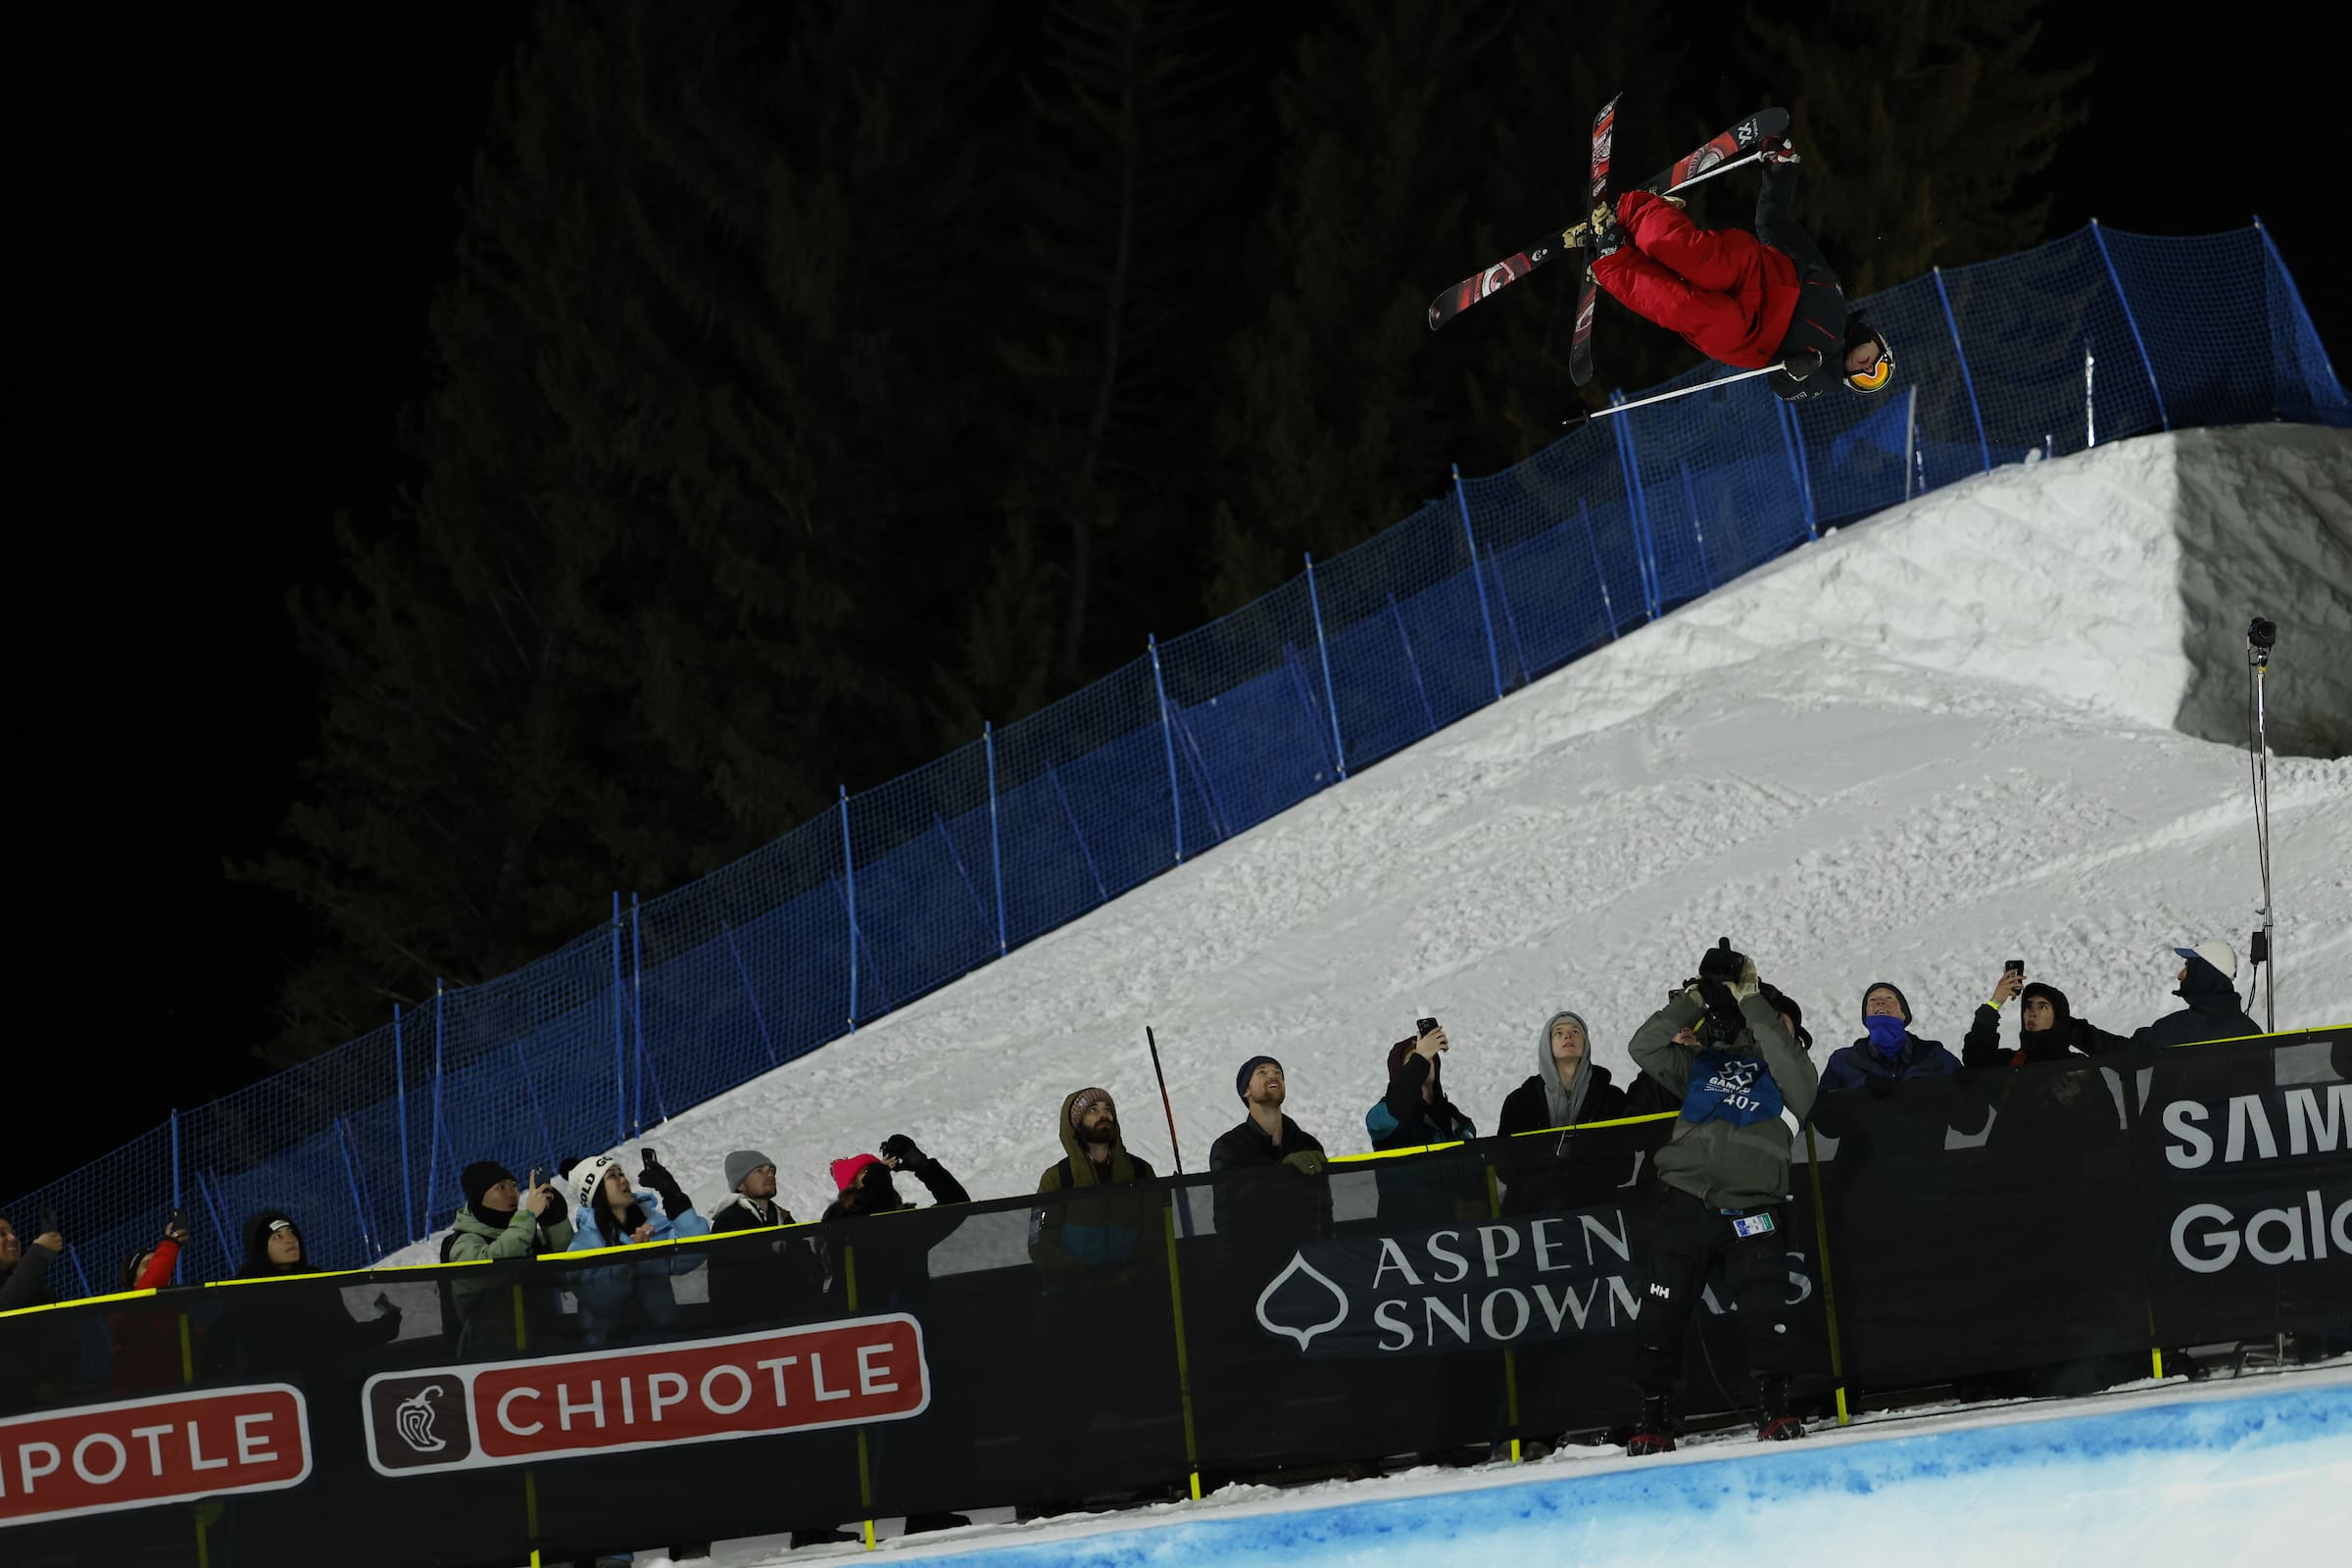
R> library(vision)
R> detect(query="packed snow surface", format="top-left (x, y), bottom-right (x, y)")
top-left (647, 1365), bottom-right (2352, 1566)
top-left (387, 422), bottom-right (2352, 1251)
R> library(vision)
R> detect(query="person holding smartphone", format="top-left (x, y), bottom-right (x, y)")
top-left (1365, 1018), bottom-right (1481, 1228)
top-left (443, 1161), bottom-right (573, 1356)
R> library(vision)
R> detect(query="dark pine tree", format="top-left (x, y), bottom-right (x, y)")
top-left (251, 3), bottom-right (1004, 1056)
top-left (1743, 0), bottom-right (2088, 294)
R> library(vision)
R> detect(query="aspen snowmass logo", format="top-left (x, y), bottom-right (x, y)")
top-left (2161, 1083), bottom-right (2350, 1274)
top-left (1252, 1206), bottom-right (1809, 1357)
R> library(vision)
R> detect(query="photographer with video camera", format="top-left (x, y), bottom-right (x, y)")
top-left (1626, 941), bottom-right (1820, 1453)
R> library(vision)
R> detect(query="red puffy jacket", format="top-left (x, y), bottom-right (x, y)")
top-left (1590, 190), bottom-right (1801, 368)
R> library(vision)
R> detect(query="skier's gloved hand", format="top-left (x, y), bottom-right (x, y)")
top-left (1782, 348), bottom-right (1823, 381)
top-left (879, 1134), bottom-right (932, 1174)
top-left (1759, 136), bottom-right (1800, 165)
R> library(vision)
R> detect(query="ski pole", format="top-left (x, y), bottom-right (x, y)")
top-left (1562, 361), bottom-right (1790, 428)
top-left (1668, 148), bottom-right (1764, 197)
top-left (1145, 1025), bottom-right (1185, 1174)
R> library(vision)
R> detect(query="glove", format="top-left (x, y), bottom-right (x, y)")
top-left (1759, 136), bottom-right (1800, 165)
top-left (879, 1134), bottom-right (932, 1174)
top-left (1660, 192), bottom-right (1688, 209)
top-left (639, 1156), bottom-right (691, 1220)
top-left (1280, 1150), bottom-right (1328, 1178)
top-left (1730, 955), bottom-right (1761, 1004)
top-left (1782, 348), bottom-right (1823, 381)
top-left (537, 1189), bottom-right (568, 1227)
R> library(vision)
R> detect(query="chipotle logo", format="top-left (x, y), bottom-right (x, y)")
top-left (364, 1313), bottom-right (929, 1476)
top-left (1, 1384), bottom-right (311, 1526)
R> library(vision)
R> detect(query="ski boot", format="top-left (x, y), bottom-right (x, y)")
top-left (1755, 1375), bottom-right (1806, 1443)
top-left (1626, 1392), bottom-right (1676, 1456)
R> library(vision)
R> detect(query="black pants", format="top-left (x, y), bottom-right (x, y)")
top-left (1630, 1188), bottom-right (1799, 1395)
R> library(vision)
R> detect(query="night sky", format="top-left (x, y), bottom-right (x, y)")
top-left (19, 12), bottom-right (2331, 1204)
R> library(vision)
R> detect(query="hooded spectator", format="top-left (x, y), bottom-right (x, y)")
top-left (1820, 982), bottom-right (1961, 1090)
top-left (0, 1214), bottom-right (63, 1311)
top-left (1626, 946), bottom-right (1821, 1451)
top-left (442, 1160), bottom-right (573, 1356)
top-left (1029, 1089), bottom-right (1159, 1286)
top-left (1496, 1011), bottom-right (1637, 1217)
top-left (202, 1211), bottom-right (402, 1378)
top-left (1367, 1024), bottom-right (1482, 1227)
top-left (561, 1153), bottom-right (710, 1347)
top-left (2129, 942), bottom-right (2263, 1048)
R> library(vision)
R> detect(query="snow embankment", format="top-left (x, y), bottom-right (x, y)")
top-left (753, 1366), bottom-right (2349, 1567)
top-left (391, 423), bottom-right (2352, 1250)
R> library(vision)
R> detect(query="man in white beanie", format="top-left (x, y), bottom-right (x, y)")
top-left (2128, 940), bottom-right (2263, 1049)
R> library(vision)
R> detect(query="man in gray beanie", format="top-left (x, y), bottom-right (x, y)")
top-left (705, 1150), bottom-right (823, 1324)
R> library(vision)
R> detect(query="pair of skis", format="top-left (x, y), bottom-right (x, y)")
top-left (1427, 102), bottom-right (1788, 386)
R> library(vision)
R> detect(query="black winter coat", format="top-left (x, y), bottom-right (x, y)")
top-left (1207, 1115), bottom-right (1331, 1246)
top-left (2130, 958), bottom-right (2263, 1049)
top-left (1494, 1064), bottom-right (1641, 1217)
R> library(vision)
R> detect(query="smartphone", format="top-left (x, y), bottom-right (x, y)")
top-left (2005, 958), bottom-right (2025, 975)
top-left (167, 1207), bottom-right (185, 1234)
top-left (640, 1146), bottom-right (659, 1166)
top-left (38, 1206), bottom-right (58, 1236)
top-left (1415, 1017), bottom-right (1440, 1038)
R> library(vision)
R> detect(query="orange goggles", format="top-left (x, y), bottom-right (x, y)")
top-left (1845, 342), bottom-right (1894, 392)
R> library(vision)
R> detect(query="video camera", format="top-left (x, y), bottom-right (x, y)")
top-left (1683, 937), bottom-right (1751, 1047)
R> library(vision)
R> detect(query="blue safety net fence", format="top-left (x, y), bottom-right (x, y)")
top-left (9, 223), bottom-right (2339, 1298)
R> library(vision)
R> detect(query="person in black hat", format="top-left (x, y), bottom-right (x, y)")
top-left (442, 1161), bottom-right (571, 1356)
top-left (1209, 1055), bottom-right (1330, 1237)
top-left (1820, 982), bottom-right (1960, 1091)
top-left (1963, 968), bottom-right (2131, 1068)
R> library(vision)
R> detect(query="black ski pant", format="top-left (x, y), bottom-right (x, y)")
top-left (1630, 1187), bottom-right (1800, 1396)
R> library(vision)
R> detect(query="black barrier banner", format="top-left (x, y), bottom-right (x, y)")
top-left (1250, 1202), bottom-right (1810, 1357)
top-left (362, 1313), bottom-right (928, 1475)
top-left (2156, 1080), bottom-right (2350, 1275)
top-left (0, 1384), bottom-right (311, 1527)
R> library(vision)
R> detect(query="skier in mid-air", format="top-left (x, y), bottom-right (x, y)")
top-left (1585, 137), bottom-right (1892, 400)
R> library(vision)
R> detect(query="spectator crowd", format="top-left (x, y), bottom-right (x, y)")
top-left (0, 931), bottom-right (2305, 1545)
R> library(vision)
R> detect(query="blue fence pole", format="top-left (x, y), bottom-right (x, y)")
top-left (611, 892), bottom-right (626, 1147)
top-left (934, 811), bottom-right (995, 947)
top-left (1575, 500), bottom-right (1619, 641)
top-left (1302, 554), bottom-right (1347, 780)
top-left (1175, 714), bottom-right (1231, 843)
top-left (984, 722), bottom-right (1007, 955)
top-left (2087, 220), bottom-right (2171, 432)
top-left (630, 891), bottom-right (647, 1135)
top-left (1484, 544), bottom-right (1530, 684)
top-left (1933, 266), bottom-right (1993, 474)
top-left (719, 919), bottom-right (781, 1067)
top-left (1776, 400), bottom-right (1818, 541)
top-left (424, 977), bottom-right (447, 1231)
top-left (170, 1108), bottom-right (183, 1283)
top-left (840, 786), bottom-right (858, 1032)
top-left (1048, 763), bottom-right (1109, 902)
top-left (1451, 465), bottom-right (1506, 700)
top-left (394, 1002), bottom-right (412, 1242)
top-left (195, 1169), bottom-right (233, 1271)
top-left (335, 1116), bottom-right (373, 1260)
top-left (1680, 463), bottom-right (1714, 591)
top-left (2254, 215), bottom-right (2344, 400)
top-left (1148, 634), bottom-right (1185, 865)
top-left (514, 1042), bottom-right (557, 1172)
top-left (1609, 396), bottom-right (1659, 618)
top-left (341, 1117), bottom-right (383, 1262)
top-left (1388, 594), bottom-right (1438, 735)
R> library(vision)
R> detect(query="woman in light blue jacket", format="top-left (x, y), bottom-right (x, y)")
top-left (563, 1153), bottom-right (710, 1346)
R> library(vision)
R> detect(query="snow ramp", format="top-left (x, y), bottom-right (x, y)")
top-left (536, 424), bottom-right (2352, 1236)
top-left (781, 1369), bottom-right (2350, 1567)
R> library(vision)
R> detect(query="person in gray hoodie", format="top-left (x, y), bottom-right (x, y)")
top-left (1496, 1010), bottom-right (1634, 1216)
top-left (1625, 949), bottom-right (1820, 1452)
